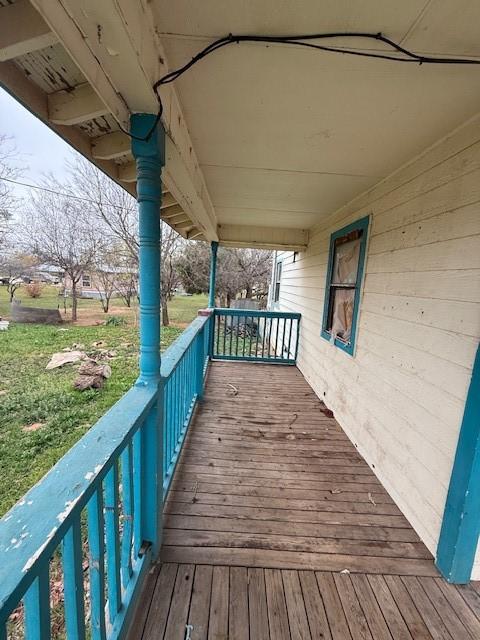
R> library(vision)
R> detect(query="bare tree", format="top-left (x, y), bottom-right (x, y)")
top-left (71, 156), bottom-right (183, 325)
top-left (0, 247), bottom-right (37, 302)
top-left (175, 241), bottom-right (210, 295)
top-left (0, 135), bottom-right (22, 251)
top-left (71, 157), bottom-right (138, 262)
top-left (25, 181), bottom-right (105, 321)
top-left (175, 244), bottom-right (272, 307)
top-left (161, 223), bottom-right (182, 326)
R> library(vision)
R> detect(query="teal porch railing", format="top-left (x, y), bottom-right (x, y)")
top-left (211, 308), bottom-right (301, 364)
top-left (0, 308), bottom-right (300, 639)
top-left (0, 313), bottom-right (210, 640)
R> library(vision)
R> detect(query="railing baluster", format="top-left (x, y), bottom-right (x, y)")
top-left (104, 464), bottom-right (121, 622)
top-left (281, 316), bottom-right (287, 358)
top-left (287, 318), bottom-right (293, 359)
top-left (222, 315), bottom-right (227, 356)
top-left (62, 516), bottom-right (86, 640)
top-left (87, 489), bottom-right (107, 640)
top-left (120, 443), bottom-right (134, 588)
top-left (24, 565), bottom-right (50, 640)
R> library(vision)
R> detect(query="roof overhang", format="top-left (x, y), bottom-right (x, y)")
top-left (2, 1), bottom-right (480, 250)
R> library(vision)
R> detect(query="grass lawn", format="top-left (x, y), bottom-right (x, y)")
top-left (0, 290), bottom-right (208, 516)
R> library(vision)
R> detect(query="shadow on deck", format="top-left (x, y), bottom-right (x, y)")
top-left (129, 362), bottom-right (480, 640)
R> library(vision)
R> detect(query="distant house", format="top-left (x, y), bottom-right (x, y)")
top-left (63, 266), bottom-right (137, 300)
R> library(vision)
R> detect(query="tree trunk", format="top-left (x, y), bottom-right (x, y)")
top-left (71, 281), bottom-right (78, 322)
top-left (162, 298), bottom-right (169, 326)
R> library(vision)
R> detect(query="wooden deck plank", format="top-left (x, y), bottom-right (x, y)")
top-left (418, 577), bottom-right (473, 639)
top-left (265, 569), bottom-right (291, 640)
top-left (160, 546), bottom-right (439, 576)
top-left (282, 570), bottom-right (312, 640)
top-left (248, 568), bottom-right (270, 640)
top-left (350, 574), bottom-right (394, 640)
top-left (334, 573), bottom-right (373, 640)
top-left (383, 575), bottom-right (432, 639)
top-left (142, 563), bottom-right (178, 640)
top-left (187, 565), bottom-right (213, 640)
top-left (367, 575), bottom-right (413, 640)
top-left (208, 566), bottom-right (229, 640)
top-left (163, 564), bottom-right (194, 640)
top-left (315, 572), bottom-right (352, 640)
top-left (228, 567), bottom-right (249, 640)
top-left (169, 479), bottom-right (394, 504)
top-left (401, 577), bottom-right (453, 640)
top-left (298, 571), bottom-right (332, 640)
top-left (162, 528), bottom-right (431, 560)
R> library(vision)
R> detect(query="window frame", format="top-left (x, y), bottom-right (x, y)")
top-left (273, 259), bottom-right (282, 304)
top-left (82, 274), bottom-right (91, 288)
top-left (321, 215), bottom-right (370, 356)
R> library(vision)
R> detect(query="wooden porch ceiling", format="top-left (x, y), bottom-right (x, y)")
top-left (2, 1), bottom-right (480, 252)
top-left (129, 361), bottom-right (480, 640)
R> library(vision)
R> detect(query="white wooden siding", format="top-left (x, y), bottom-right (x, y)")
top-left (274, 113), bottom-right (480, 577)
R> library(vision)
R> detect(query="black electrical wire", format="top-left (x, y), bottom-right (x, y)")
top-left (121, 31), bottom-right (480, 142)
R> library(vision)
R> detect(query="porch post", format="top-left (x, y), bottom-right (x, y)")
top-left (436, 343), bottom-right (480, 582)
top-left (131, 114), bottom-right (165, 556)
top-left (208, 240), bottom-right (219, 308)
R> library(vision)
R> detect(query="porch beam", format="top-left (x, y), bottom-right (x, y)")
top-left (0, 60), bottom-right (135, 199)
top-left (48, 83), bottom-right (109, 126)
top-left (30, 0), bottom-right (218, 241)
top-left (436, 344), bottom-right (480, 583)
top-left (92, 131), bottom-right (130, 160)
top-left (160, 193), bottom-right (177, 210)
top-left (29, 0), bottom-right (130, 128)
top-left (118, 162), bottom-right (137, 184)
top-left (161, 205), bottom-right (184, 220)
top-left (208, 241), bottom-right (219, 308)
top-left (173, 220), bottom-right (195, 231)
top-left (0, 0), bottom-right (57, 62)
top-left (218, 224), bottom-right (308, 252)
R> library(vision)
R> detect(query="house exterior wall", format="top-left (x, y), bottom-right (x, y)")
top-left (272, 114), bottom-right (480, 577)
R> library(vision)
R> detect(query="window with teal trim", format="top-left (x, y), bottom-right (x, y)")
top-left (321, 215), bottom-right (369, 355)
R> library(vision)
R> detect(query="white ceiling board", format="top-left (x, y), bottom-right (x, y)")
top-left (151, 1), bottom-right (480, 232)
top-left (161, 38), bottom-right (480, 177)
top-left (214, 207), bottom-right (324, 229)
top-left (202, 164), bottom-right (376, 213)
top-left (152, 0), bottom-right (429, 43)
top-left (403, 0), bottom-right (480, 57)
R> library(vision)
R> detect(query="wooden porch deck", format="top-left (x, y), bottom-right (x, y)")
top-left (130, 362), bottom-right (480, 639)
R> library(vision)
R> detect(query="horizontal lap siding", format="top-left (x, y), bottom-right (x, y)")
top-left (275, 113), bottom-right (480, 577)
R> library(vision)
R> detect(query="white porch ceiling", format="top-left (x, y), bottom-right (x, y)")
top-left (1, 1), bottom-right (480, 249)
top-left (153, 0), bottom-right (480, 234)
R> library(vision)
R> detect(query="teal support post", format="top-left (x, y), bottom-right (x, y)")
top-left (208, 241), bottom-right (219, 308)
top-left (436, 343), bottom-right (480, 583)
top-left (131, 113), bottom-right (165, 556)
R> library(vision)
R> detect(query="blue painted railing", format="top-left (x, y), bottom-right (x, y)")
top-left (211, 308), bottom-right (301, 364)
top-left (0, 313), bottom-right (211, 640)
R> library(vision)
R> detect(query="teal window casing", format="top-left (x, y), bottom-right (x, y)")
top-left (321, 215), bottom-right (370, 356)
top-left (273, 259), bottom-right (283, 304)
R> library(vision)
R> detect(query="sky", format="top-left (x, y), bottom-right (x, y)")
top-left (0, 86), bottom-right (77, 200)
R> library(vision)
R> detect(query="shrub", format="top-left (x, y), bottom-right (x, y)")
top-left (104, 315), bottom-right (126, 326)
top-left (24, 282), bottom-right (42, 298)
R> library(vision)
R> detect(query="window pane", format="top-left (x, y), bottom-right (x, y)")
top-left (328, 288), bottom-right (355, 342)
top-left (332, 237), bottom-right (361, 285)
